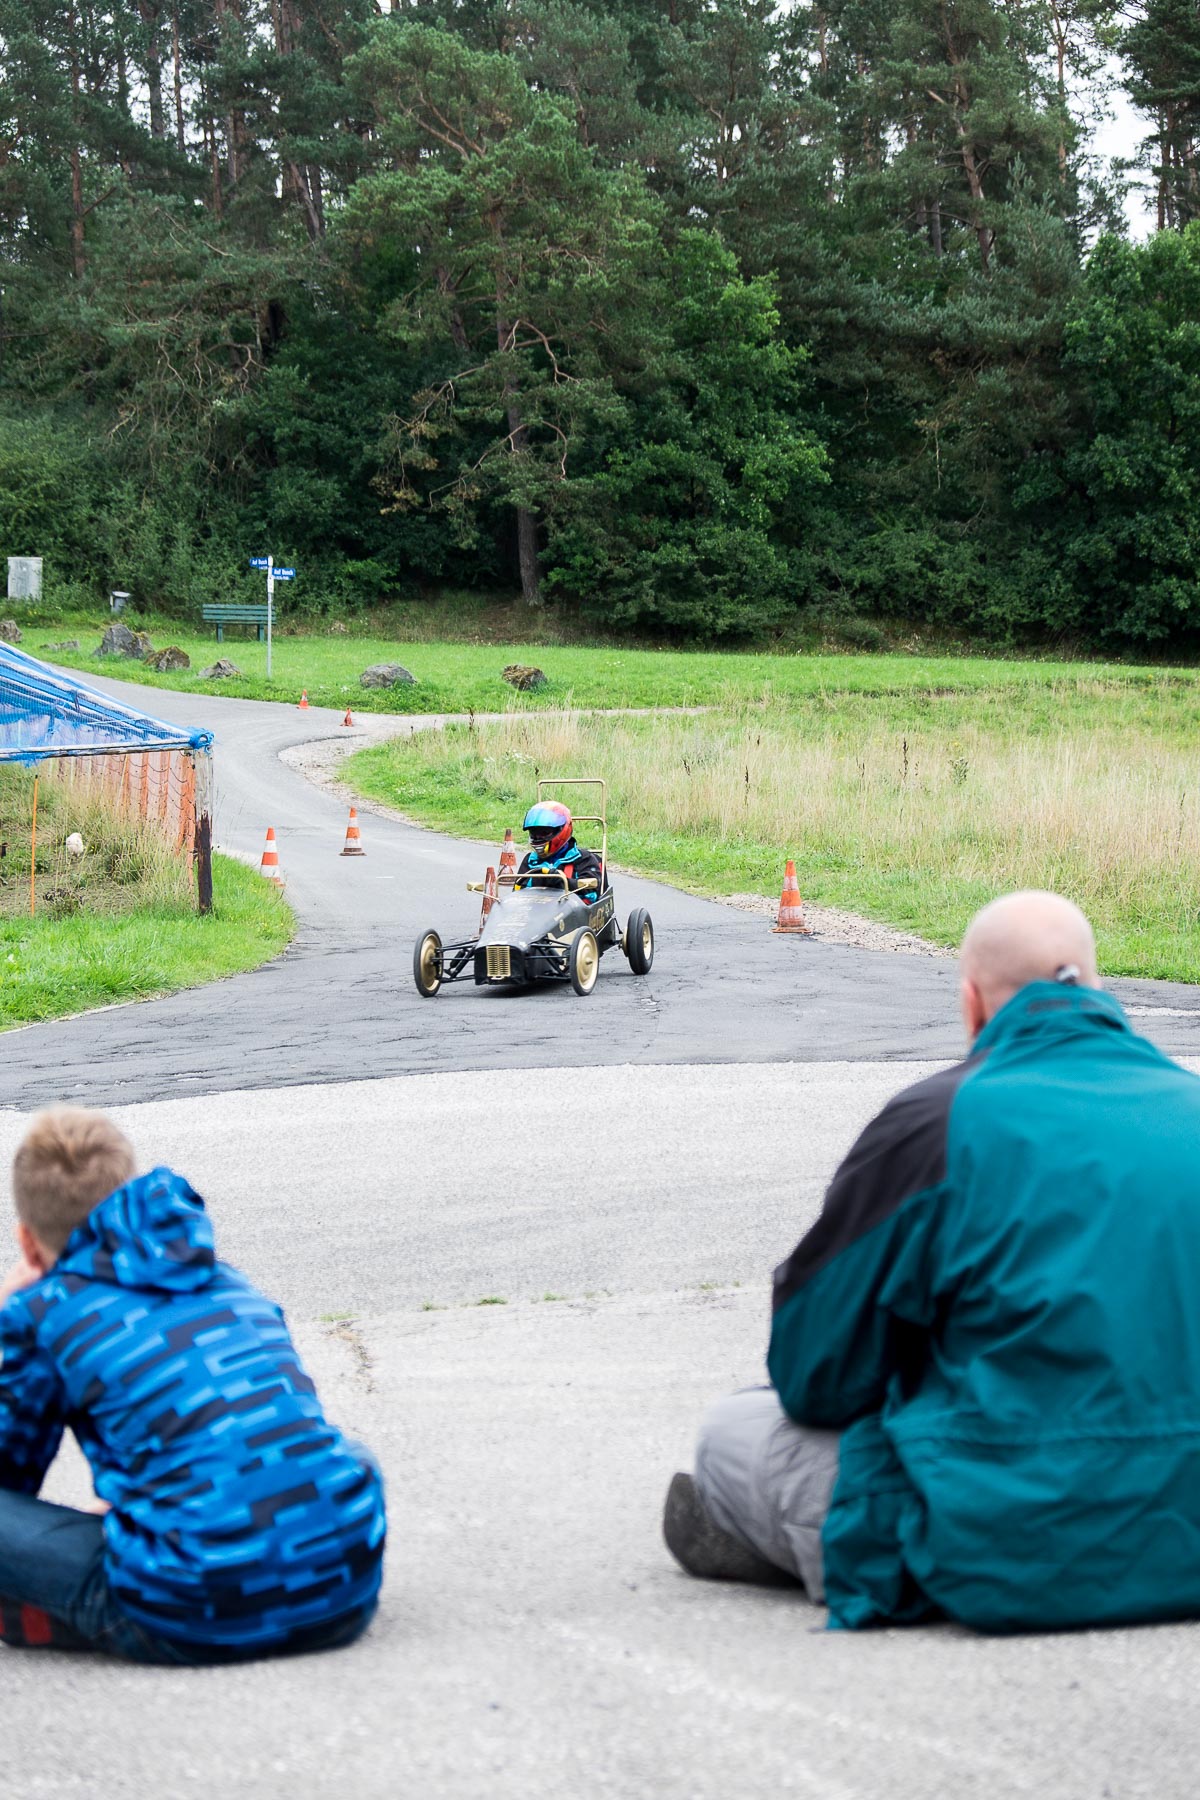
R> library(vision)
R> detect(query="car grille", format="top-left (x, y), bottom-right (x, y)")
top-left (475, 945), bottom-right (522, 983)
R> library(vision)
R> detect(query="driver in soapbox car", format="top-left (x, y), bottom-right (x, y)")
top-left (516, 801), bottom-right (605, 897)
top-left (411, 774), bottom-right (655, 997)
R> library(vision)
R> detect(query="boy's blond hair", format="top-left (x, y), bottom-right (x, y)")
top-left (12, 1107), bottom-right (137, 1256)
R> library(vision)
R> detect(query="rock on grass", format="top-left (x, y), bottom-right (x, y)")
top-left (360, 662), bottom-right (416, 688)
top-left (96, 624), bottom-right (155, 659)
top-left (502, 663), bottom-right (547, 690)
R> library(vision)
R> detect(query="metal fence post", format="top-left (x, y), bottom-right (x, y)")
top-left (193, 751), bottom-right (213, 914)
top-left (29, 773), bottom-right (38, 917)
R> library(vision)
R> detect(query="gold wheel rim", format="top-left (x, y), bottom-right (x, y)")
top-left (577, 933), bottom-right (598, 988)
top-left (419, 936), bottom-right (441, 988)
top-left (641, 920), bottom-right (652, 959)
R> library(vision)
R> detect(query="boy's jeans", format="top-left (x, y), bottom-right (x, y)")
top-left (0, 1489), bottom-right (376, 1664)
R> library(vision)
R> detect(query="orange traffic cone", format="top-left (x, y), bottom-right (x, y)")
top-left (298, 690), bottom-right (309, 710)
top-left (499, 828), bottom-right (518, 880)
top-left (259, 827), bottom-right (284, 887)
top-left (772, 859), bottom-right (812, 934)
top-left (478, 865), bottom-right (498, 932)
top-left (340, 807), bottom-right (365, 856)
top-left (341, 707), bottom-right (354, 727)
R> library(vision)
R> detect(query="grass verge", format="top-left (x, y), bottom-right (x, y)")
top-left (0, 769), bottom-right (293, 1027)
top-left (344, 684), bottom-right (1200, 983)
top-left (15, 617), bottom-right (1200, 717)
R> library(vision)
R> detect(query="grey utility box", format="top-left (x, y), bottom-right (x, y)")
top-left (7, 557), bottom-right (43, 601)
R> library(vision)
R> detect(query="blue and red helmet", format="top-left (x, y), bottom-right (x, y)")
top-left (523, 800), bottom-right (572, 859)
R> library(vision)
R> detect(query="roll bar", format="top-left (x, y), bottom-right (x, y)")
top-left (536, 776), bottom-right (608, 877)
top-left (468, 874), bottom-right (598, 894)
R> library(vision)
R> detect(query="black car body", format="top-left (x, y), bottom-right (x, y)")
top-left (470, 882), bottom-right (619, 986)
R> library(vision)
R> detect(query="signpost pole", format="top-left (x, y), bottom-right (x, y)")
top-left (266, 554), bottom-right (274, 680)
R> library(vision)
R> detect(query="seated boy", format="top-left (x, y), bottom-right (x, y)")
top-left (0, 1106), bottom-right (385, 1663)
top-left (516, 800), bottom-right (604, 896)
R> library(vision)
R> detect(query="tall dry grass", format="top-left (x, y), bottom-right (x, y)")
top-left (378, 689), bottom-right (1200, 975)
top-left (0, 766), bottom-right (193, 920)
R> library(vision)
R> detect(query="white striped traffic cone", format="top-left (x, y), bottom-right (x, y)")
top-left (772, 859), bottom-right (811, 934)
top-left (499, 828), bottom-right (518, 880)
top-left (340, 807), bottom-right (365, 856)
top-left (260, 827), bottom-right (284, 887)
top-left (479, 865), bottom-right (498, 933)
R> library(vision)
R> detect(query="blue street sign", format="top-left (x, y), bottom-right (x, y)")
top-left (249, 556), bottom-right (270, 569)
top-left (274, 567), bottom-right (296, 580)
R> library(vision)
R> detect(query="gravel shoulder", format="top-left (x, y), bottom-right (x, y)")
top-left (718, 891), bottom-right (951, 956)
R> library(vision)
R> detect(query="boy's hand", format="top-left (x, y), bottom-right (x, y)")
top-left (0, 1256), bottom-right (44, 1307)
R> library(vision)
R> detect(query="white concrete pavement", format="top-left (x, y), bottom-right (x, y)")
top-left (1, 1062), bottom-right (1198, 1800)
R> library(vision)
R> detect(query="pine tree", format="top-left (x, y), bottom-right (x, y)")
top-left (342, 21), bottom-right (665, 604)
top-left (1122, 0), bottom-right (1200, 229)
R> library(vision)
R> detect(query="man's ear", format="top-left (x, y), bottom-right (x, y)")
top-left (16, 1221), bottom-right (54, 1274)
top-left (959, 976), bottom-right (988, 1044)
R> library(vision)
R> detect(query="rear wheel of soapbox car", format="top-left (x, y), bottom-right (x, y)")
top-left (624, 907), bottom-right (654, 976)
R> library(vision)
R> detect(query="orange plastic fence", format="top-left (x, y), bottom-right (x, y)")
top-left (53, 748), bottom-right (198, 855)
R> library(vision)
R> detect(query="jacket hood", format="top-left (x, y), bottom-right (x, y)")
top-left (56, 1167), bottom-right (215, 1292)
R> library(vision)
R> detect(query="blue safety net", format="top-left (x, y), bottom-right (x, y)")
top-left (0, 644), bottom-right (213, 766)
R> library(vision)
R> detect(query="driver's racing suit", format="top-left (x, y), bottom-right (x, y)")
top-left (516, 838), bottom-right (604, 899)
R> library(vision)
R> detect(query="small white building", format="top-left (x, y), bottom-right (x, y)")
top-left (7, 557), bottom-right (42, 601)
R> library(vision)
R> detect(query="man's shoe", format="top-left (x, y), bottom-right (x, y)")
top-left (662, 1472), bottom-right (793, 1585)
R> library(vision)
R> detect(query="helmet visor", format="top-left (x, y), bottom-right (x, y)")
top-left (523, 800), bottom-right (572, 858)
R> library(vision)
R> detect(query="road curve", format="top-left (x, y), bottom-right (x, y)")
top-left (3, 667), bottom-right (1199, 1111)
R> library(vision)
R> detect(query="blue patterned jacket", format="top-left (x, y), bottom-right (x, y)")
top-left (0, 1169), bottom-right (385, 1650)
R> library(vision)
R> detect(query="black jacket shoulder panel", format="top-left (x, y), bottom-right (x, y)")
top-left (517, 842), bottom-right (603, 887)
top-left (772, 1057), bottom-right (980, 1311)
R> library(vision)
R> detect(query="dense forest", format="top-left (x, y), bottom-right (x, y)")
top-left (2, 0), bottom-right (1199, 643)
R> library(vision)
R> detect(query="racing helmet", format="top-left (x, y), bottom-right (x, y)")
top-left (523, 799), bottom-right (573, 859)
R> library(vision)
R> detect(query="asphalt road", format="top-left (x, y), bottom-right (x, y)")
top-left (3, 667), bottom-right (1200, 1798)
top-left (2, 667), bottom-right (1199, 1111)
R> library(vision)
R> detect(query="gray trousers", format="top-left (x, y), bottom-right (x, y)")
top-left (694, 1387), bottom-right (841, 1601)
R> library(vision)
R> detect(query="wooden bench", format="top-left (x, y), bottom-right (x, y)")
top-left (202, 603), bottom-right (270, 643)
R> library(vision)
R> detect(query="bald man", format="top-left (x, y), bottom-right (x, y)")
top-left (664, 890), bottom-right (1200, 1632)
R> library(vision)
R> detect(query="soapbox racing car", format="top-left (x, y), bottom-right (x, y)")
top-left (412, 778), bottom-right (654, 998)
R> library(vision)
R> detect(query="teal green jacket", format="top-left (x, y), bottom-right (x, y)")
top-left (769, 982), bottom-right (1200, 1632)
